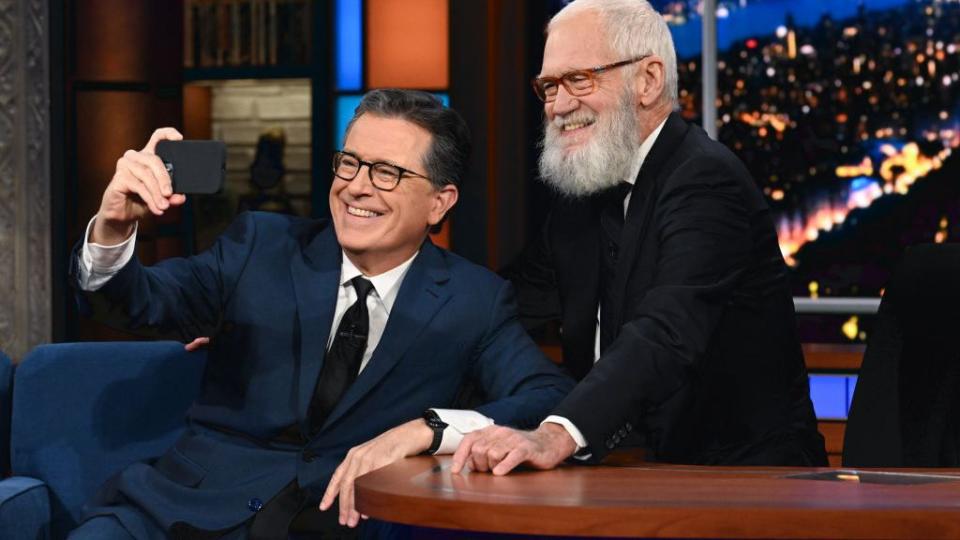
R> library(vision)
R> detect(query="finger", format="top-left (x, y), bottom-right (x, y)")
top-left (121, 152), bottom-right (168, 212)
top-left (169, 194), bottom-right (188, 206)
top-left (451, 433), bottom-right (478, 473)
top-left (471, 437), bottom-right (497, 473)
top-left (347, 509), bottom-right (362, 528)
top-left (117, 154), bottom-right (170, 212)
top-left (141, 127), bottom-right (183, 154)
top-left (338, 453), bottom-right (365, 525)
top-left (492, 448), bottom-right (529, 476)
top-left (117, 170), bottom-right (164, 216)
top-left (485, 443), bottom-right (510, 471)
top-left (184, 337), bottom-right (210, 352)
top-left (128, 151), bottom-right (175, 197)
top-left (320, 459), bottom-right (349, 511)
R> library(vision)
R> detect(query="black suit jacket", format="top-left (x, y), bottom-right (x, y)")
top-left (508, 113), bottom-right (826, 465)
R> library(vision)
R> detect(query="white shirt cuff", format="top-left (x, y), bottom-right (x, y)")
top-left (542, 415), bottom-right (592, 461)
top-left (430, 408), bottom-right (494, 455)
top-left (79, 215), bottom-right (138, 291)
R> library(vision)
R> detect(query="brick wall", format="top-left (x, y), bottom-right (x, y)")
top-left (208, 78), bottom-right (312, 215)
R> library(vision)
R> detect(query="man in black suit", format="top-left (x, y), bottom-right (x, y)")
top-left (452, 0), bottom-right (826, 474)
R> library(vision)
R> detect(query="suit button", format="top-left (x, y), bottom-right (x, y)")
top-left (248, 498), bottom-right (263, 513)
top-left (625, 423), bottom-right (633, 431)
top-left (303, 450), bottom-right (317, 463)
top-left (606, 439), bottom-right (615, 449)
top-left (618, 428), bottom-right (627, 438)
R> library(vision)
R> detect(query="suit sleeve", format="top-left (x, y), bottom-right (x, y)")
top-left (501, 210), bottom-right (563, 332)
top-left (552, 159), bottom-right (752, 461)
top-left (468, 279), bottom-right (575, 429)
top-left (70, 212), bottom-right (259, 341)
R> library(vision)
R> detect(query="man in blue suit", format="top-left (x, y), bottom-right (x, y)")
top-left (69, 89), bottom-right (573, 539)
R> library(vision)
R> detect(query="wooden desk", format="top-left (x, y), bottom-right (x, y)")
top-left (356, 456), bottom-right (960, 539)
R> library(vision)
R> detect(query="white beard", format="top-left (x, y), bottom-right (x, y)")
top-left (538, 91), bottom-right (641, 198)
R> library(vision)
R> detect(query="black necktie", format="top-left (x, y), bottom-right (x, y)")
top-left (308, 276), bottom-right (375, 434)
top-left (599, 182), bottom-right (632, 352)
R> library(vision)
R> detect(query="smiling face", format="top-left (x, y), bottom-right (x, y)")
top-left (538, 10), bottom-right (642, 197)
top-left (541, 11), bottom-right (629, 152)
top-left (330, 113), bottom-right (458, 275)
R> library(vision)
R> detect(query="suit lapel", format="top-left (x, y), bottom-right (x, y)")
top-left (609, 113), bottom-right (690, 327)
top-left (290, 225), bottom-right (342, 422)
top-left (319, 240), bottom-right (452, 431)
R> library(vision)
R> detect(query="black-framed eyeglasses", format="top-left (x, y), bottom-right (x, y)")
top-left (531, 55), bottom-right (651, 103)
top-left (332, 150), bottom-right (431, 192)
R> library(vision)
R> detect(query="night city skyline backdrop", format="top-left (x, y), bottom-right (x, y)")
top-left (646, 0), bottom-right (960, 303)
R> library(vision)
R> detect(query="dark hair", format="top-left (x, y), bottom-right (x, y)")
top-left (344, 89), bottom-right (472, 190)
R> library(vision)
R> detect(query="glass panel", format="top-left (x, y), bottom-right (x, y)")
top-left (335, 94), bottom-right (365, 150)
top-left (808, 374), bottom-right (855, 420)
top-left (336, 0), bottom-right (363, 90)
top-left (709, 0), bottom-right (953, 311)
top-left (366, 0), bottom-right (449, 88)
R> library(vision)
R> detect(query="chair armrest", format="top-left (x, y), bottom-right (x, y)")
top-left (0, 476), bottom-right (50, 540)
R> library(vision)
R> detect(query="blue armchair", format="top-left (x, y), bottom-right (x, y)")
top-left (0, 342), bottom-right (205, 539)
top-left (0, 348), bottom-right (13, 476)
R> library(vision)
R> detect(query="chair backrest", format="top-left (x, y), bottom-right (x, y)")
top-left (844, 244), bottom-right (960, 467)
top-left (0, 349), bottom-right (13, 476)
top-left (11, 341), bottom-right (205, 537)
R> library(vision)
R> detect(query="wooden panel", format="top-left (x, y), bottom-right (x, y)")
top-left (73, 91), bottom-right (156, 238)
top-left (366, 0), bottom-right (449, 88)
top-left (803, 343), bottom-right (864, 370)
top-left (183, 84), bottom-right (213, 139)
top-left (430, 220), bottom-right (451, 250)
top-left (541, 343), bottom-right (866, 371)
top-left (819, 420), bottom-right (846, 455)
top-left (539, 344), bottom-right (562, 364)
top-left (75, 0), bottom-right (183, 81)
top-left (76, 0), bottom-right (150, 80)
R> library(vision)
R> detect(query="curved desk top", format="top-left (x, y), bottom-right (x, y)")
top-left (356, 455), bottom-right (960, 538)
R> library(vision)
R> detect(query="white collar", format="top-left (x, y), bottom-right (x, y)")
top-left (339, 250), bottom-right (419, 314)
top-left (624, 116), bottom-right (668, 186)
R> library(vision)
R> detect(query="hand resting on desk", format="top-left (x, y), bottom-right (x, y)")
top-left (451, 423), bottom-right (578, 475)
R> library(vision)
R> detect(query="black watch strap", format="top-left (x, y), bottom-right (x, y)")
top-left (422, 410), bottom-right (448, 454)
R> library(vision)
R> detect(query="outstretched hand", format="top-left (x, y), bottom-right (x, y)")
top-left (450, 423), bottom-right (578, 476)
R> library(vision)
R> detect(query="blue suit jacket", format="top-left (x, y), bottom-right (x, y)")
top-left (73, 211), bottom-right (573, 534)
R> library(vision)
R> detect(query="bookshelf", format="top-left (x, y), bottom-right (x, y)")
top-left (180, 0), bottom-right (331, 251)
top-left (184, 0), bottom-right (312, 70)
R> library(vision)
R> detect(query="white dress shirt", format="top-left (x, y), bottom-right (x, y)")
top-left (543, 117), bottom-right (669, 455)
top-left (77, 216), bottom-right (491, 452)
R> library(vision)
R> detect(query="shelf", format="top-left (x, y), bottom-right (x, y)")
top-left (803, 343), bottom-right (865, 371)
top-left (184, 65), bottom-right (317, 82)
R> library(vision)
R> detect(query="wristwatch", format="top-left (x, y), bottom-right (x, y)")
top-left (422, 409), bottom-right (448, 454)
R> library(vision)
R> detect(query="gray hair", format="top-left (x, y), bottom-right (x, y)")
top-left (344, 89), bottom-right (472, 189)
top-left (549, 0), bottom-right (678, 104)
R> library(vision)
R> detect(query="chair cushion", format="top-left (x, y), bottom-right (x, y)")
top-left (11, 341), bottom-right (205, 537)
top-left (0, 476), bottom-right (50, 540)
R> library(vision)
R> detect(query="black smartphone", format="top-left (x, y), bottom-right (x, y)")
top-left (155, 140), bottom-right (226, 194)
